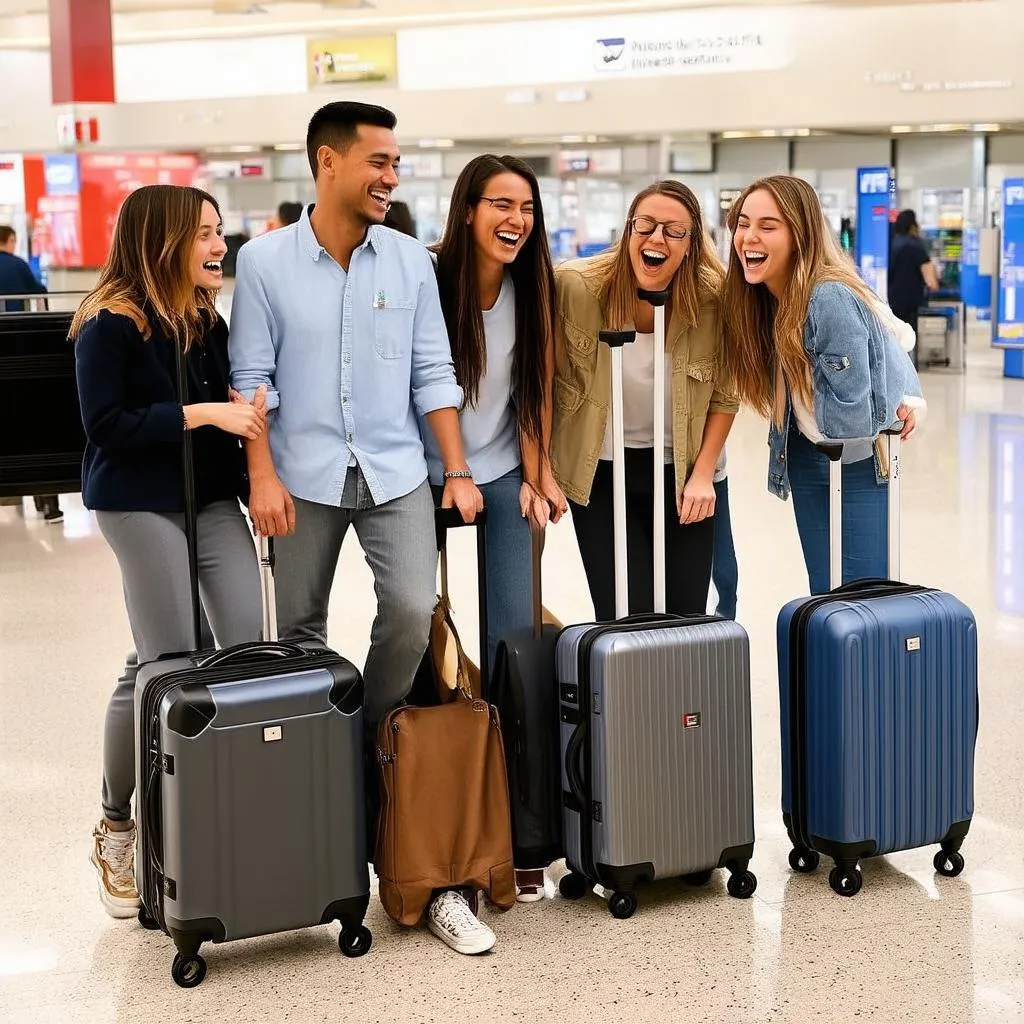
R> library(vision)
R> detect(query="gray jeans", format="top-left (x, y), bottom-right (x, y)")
top-left (274, 471), bottom-right (437, 726)
top-left (95, 500), bottom-right (262, 822)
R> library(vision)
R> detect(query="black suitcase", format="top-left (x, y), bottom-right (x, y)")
top-left (491, 530), bottom-right (563, 870)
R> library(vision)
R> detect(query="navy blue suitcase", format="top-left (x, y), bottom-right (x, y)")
top-left (778, 432), bottom-right (978, 896)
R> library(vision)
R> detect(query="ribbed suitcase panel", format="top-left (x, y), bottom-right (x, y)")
top-left (780, 590), bottom-right (977, 857)
top-left (585, 622), bottom-right (754, 879)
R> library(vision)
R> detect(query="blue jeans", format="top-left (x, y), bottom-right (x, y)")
top-left (711, 478), bottom-right (738, 619)
top-left (434, 466), bottom-right (534, 674)
top-left (787, 428), bottom-right (889, 596)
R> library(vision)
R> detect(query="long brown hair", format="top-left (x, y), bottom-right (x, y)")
top-left (432, 154), bottom-right (555, 442)
top-left (722, 174), bottom-right (878, 418)
top-left (585, 179), bottom-right (723, 330)
top-left (70, 184), bottom-right (220, 348)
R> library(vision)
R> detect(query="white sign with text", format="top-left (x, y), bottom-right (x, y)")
top-left (397, 8), bottom-right (793, 92)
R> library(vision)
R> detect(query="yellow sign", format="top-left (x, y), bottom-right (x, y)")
top-left (308, 35), bottom-right (397, 86)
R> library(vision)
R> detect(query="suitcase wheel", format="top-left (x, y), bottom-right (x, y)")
top-left (828, 866), bottom-right (863, 898)
top-left (557, 872), bottom-right (589, 901)
top-left (171, 952), bottom-right (207, 989)
top-left (339, 925), bottom-right (373, 959)
top-left (608, 891), bottom-right (638, 920)
top-left (788, 847), bottom-right (821, 875)
top-left (137, 907), bottom-right (161, 931)
top-left (933, 849), bottom-right (965, 878)
top-left (726, 870), bottom-right (758, 900)
top-left (682, 869), bottom-right (714, 888)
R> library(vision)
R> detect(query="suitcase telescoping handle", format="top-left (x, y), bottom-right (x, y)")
top-left (599, 328), bottom-right (637, 620)
top-left (637, 287), bottom-right (671, 615)
top-left (598, 286), bottom-right (672, 620)
top-left (173, 339), bottom-right (204, 653)
top-left (173, 342), bottom-right (279, 652)
top-left (435, 505), bottom-right (490, 692)
top-left (815, 428), bottom-right (902, 590)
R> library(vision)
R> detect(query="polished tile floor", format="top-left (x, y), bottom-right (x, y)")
top-left (1, 335), bottom-right (1022, 1024)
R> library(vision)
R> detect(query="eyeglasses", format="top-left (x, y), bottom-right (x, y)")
top-left (630, 215), bottom-right (690, 240)
top-left (479, 197), bottom-right (535, 216)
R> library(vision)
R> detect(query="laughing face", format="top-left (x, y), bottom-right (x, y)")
top-left (733, 188), bottom-right (794, 296)
top-left (190, 200), bottom-right (227, 290)
top-left (469, 171), bottom-right (535, 268)
top-left (626, 194), bottom-right (693, 291)
top-left (318, 124), bottom-right (400, 227)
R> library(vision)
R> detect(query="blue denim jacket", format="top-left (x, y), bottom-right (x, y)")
top-left (768, 281), bottom-right (923, 500)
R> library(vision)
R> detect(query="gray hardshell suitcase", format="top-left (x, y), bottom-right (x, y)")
top-left (555, 292), bottom-right (757, 918)
top-left (133, 343), bottom-right (372, 989)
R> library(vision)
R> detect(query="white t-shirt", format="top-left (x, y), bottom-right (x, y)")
top-left (600, 332), bottom-right (674, 464)
top-left (424, 274), bottom-right (520, 486)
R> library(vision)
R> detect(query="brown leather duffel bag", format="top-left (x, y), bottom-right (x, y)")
top-left (373, 508), bottom-right (515, 927)
top-left (374, 691), bottom-right (516, 926)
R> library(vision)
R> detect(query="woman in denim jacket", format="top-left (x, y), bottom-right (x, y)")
top-left (722, 175), bottom-right (924, 595)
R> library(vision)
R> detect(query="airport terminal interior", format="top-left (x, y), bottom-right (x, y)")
top-left (2, 0), bottom-right (1024, 1021)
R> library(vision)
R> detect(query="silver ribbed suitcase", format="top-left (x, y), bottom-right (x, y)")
top-left (555, 292), bottom-right (757, 918)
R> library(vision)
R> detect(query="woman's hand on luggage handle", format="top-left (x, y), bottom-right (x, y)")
top-left (537, 472), bottom-right (569, 526)
top-left (441, 474), bottom-right (484, 524)
top-left (678, 470), bottom-right (716, 525)
top-left (520, 481), bottom-right (550, 532)
top-left (895, 403), bottom-right (917, 440)
top-left (248, 473), bottom-right (296, 537)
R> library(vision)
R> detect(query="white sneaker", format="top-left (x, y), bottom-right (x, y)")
top-left (427, 890), bottom-right (496, 955)
top-left (90, 820), bottom-right (140, 918)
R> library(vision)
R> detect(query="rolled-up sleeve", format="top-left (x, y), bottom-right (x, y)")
top-left (228, 245), bottom-right (280, 411)
top-left (75, 314), bottom-right (184, 449)
top-left (409, 257), bottom-right (463, 416)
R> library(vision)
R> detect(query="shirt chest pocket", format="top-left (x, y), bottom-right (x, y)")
top-left (373, 301), bottom-right (416, 360)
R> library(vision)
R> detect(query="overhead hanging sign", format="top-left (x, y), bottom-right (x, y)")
top-left (308, 35), bottom-right (397, 86)
top-left (397, 9), bottom-right (793, 91)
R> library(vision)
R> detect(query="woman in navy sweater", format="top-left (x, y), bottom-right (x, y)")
top-left (72, 185), bottom-right (266, 918)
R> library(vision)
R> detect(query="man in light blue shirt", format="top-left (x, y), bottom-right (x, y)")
top-left (229, 101), bottom-right (482, 730)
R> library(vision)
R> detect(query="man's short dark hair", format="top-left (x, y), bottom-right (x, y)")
top-left (277, 201), bottom-right (303, 227)
top-left (894, 209), bottom-right (918, 236)
top-left (0, 225), bottom-right (15, 246)
top-left (306, 101), bottom-right (398, 179)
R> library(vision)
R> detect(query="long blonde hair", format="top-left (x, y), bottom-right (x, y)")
top-left (721, 174), bottom-right (877, 419)
top-left (70, 184), bottom-right (219, 348)
top-left (587, 179), bottom-right (723, 330)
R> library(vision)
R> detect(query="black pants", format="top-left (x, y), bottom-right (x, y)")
top-left (570, 448), bottom-right (714, 621)
top-left (892, 308), bottom-right (919, 369)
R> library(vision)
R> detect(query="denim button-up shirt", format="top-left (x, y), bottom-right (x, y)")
top-left (228, 207), bottom-right (463, 507)
top-left (768, 281), bottom-right (923, 500)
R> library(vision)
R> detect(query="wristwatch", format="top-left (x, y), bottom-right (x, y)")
top-left (443, 469), bottom-right (473, 480)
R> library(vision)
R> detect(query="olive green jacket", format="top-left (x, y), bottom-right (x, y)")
top-left (550, 257), bottom-right (738, 506)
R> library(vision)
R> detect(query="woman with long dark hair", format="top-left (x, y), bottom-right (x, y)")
top-left (422, 154), bottom-right (565, 929)
top-left (550, 180), bottom-right (737, 620)
top-left (72, 184), bottom-right (265, 917)
top-left (722, 175), bottom-right (923, 594)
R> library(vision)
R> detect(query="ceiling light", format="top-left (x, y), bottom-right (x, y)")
top-left (273, 143), bottom-right (304, 151)
top-left (890, 125), bottom-right (913, 133)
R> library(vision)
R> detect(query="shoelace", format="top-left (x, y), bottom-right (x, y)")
top-left (102, 831), bottom-right (135, 885)
top-left (433, 894), bottom-right (480, 934)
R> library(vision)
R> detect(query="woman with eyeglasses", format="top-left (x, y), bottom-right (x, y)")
top-left (421, 154), bottom-right (564, 935)
top-left (550, 179), bottom-right (737, 619)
